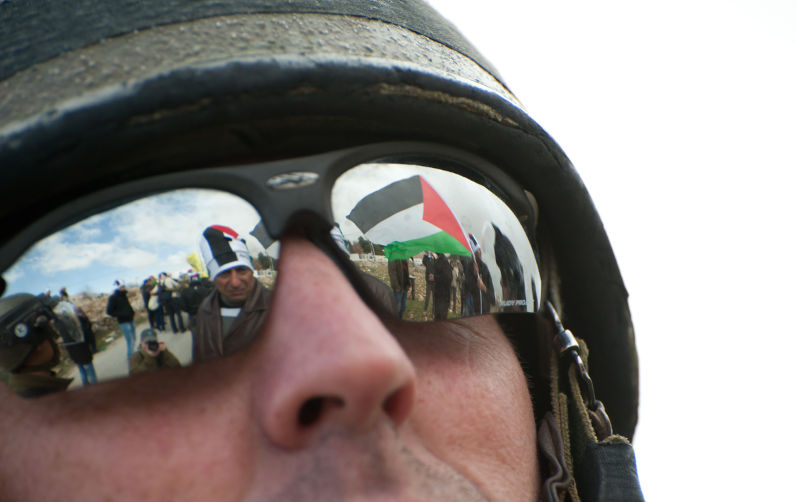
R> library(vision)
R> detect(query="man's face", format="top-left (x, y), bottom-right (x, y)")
top-left (23, 337), bottom-right (58, 368)
top-left (0, 237), bottom-right (539, 501)
top-left (214, 266), bottom-right (256, 303)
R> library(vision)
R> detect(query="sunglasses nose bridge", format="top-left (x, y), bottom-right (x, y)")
top-left (257, 180), bottom-right (334, 241)
top-left (258, 206), bottom-right (398, 321)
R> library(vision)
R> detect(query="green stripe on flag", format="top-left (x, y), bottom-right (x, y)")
top-left (384, 231), bottom-right (471, 260)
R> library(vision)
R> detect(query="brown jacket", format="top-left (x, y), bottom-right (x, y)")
top-left (388, 259), bottom-right (410, 291)
top-left (192, 282), bottom-right (271, 363)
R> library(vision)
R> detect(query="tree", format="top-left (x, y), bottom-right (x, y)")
top-left (357, 237), bottom-right (373, 254)
top-left (256, 252), bottom-right (273, 270)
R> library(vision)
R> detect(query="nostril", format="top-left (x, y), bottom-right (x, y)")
top-left (298, 397), bottom-right (323, 426)
top-left (297, 396), bottom-right (344, 427)
top-left (381, 383), bottom-right (415, 426)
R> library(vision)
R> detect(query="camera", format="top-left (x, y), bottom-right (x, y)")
top-left (146, 341), bottom-right (159, 352)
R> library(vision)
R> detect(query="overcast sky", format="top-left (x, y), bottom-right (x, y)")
top-left (426, 0), bottom-right (797, 500)
top-left (4, 190), bottom-right (266, 295)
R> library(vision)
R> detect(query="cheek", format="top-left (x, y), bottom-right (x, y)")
top-left (406, 339), bottom-right (538, 499)
top-left (0, 365), bottom-right (255, 502)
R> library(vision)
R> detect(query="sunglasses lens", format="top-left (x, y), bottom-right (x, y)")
top-left (331, 162), bottom-right (540, 319)
top-left (1, 189), bottom-right (270, 391)
top-left (0, 158), bottom-right (539, 395)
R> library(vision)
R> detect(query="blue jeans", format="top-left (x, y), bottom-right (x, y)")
top-left (120, 321), bottom-right (136, 360)
top-left (77, 363), bottom-right (98, 385)
top-left (393, 289), bottom-right (407, 319)
top-left (153, 307), bottom-right (165, 330)
top-left (464, 296), bottom-right (474, 317)
top-left (166, 309), bottom-right (185, 333)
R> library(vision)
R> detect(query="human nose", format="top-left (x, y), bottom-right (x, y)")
top-left (249, 236), bottom-right (417, 449)
top-left (229, 269), bottom-right (243, 286)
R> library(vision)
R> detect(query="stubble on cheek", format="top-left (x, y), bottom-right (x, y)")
top-left (254, 426), bottom-right (491, 502)
top-left (395, 317), bottom-right (540, 501)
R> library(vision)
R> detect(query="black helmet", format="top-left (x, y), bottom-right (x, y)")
top-left (0, 1), bottom-right (640, 498)
top-left (0, 294), bottom-right (58, 372)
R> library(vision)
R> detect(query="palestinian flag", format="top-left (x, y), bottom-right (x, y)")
top-left (346, 175), bottom-right (473, 260)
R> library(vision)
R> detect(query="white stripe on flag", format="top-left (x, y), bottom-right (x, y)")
top-left (364, 205), bottom-right (444, 244)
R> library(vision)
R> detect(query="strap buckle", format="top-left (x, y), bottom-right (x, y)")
top-left (546, 302), bottom-right (613, 440)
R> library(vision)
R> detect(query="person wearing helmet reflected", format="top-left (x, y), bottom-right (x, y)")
top-left (0, 294), bottom-right (73, 397)
top-left (0, 1), bottom-right (643, 501)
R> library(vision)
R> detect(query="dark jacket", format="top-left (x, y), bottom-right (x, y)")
top-left (432, 255), bottom-right (452, 299)
top-left (64, 341), bottom-right (93, 366)
top-left (106, 289), bottom-right (135, 322)
top-left (157, 276), bottom-right (179, 314)
top-left (422, 253), bottom-right (435, 280)
top-left (7, 372), bottom-right (72, 397)
top-left (388, 259), bottom-right (410, 291)
top-left (192, 282), bottom-right (271, 363)
top-left (141, 279), bottom-right (154, 310)
top-left (180, 280), bottom-right (213, 316)
top-left (55, 300), bottom-right (94, 365)
top-left (465, 257), bottom-right (494, 314)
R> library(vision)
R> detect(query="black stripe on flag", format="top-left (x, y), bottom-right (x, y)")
top-left (346, 175), bottom-right (422, 233)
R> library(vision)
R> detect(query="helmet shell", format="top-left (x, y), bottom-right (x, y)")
top-left (0, 294), bottom-right (51, 372)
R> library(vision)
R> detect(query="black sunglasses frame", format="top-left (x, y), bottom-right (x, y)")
top-left (0, 141), bottom-right (542, 296)
top-left (1, 140), bottom-right (556, 423)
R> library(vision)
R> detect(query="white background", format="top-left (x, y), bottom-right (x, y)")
top-left (427, 1), bottom-right (797, 500)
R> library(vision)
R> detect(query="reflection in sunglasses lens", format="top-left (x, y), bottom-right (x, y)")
top-left (1, 189), bottom-right (269, 394)
top-left (332, 163), bottom-right (539, 321)
top-left (0, 162), bottom-right (539, 397)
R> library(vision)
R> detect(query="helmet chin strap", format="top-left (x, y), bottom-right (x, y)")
top-left (538, 303), bottom-right (644, 502)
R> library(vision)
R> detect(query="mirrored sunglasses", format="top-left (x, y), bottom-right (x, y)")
top-left (0, 142), bottom-right (542, 393)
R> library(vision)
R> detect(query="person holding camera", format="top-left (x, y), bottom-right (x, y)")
top-left (128, 329), bottom-right (181, 375)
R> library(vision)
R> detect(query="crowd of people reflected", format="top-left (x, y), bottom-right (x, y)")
top-left (0, 164), bottom-right (539, 398)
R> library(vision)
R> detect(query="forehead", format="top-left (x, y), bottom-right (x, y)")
top-left (217, 266), bottom-right (253, 277)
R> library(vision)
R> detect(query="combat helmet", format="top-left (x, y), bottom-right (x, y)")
top-left (0, 294), bottom-right (58, 372)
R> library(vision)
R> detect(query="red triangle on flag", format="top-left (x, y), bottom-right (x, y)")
top-left (419, 176), bottom-right (471, 253)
